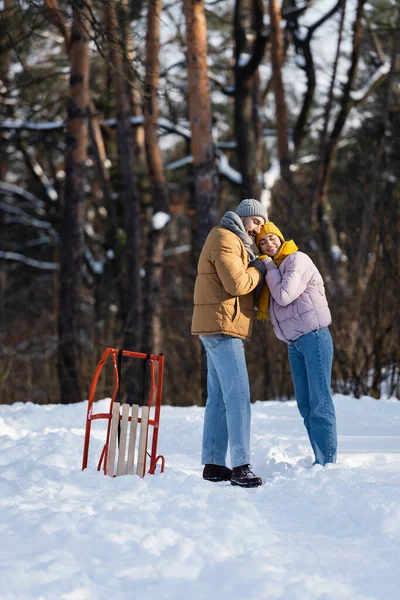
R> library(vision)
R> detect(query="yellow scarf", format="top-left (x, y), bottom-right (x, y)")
top-left (255, 226), bottom-right (298, 321)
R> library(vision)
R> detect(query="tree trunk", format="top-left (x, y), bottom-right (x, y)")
top-left (0, 0), bottom-right (16, 180)
top-left (292, 38), bottom-right (316, 152)
top-left (183, 0), bottom-right (220, 405)
top-left (46, 0), bottom-right (122, 356)
top-left (57, 0), bottom-right (91, 404)
top-left (183, 0), bottom-right (220, 255)
top-left (119, 0), bottom-right (146, 164)
top-left (105, 0), bottom-right (142, 355)
top-left (235, 76), bottom-right (261, 199)
top-left (143, 0), bottom-right (170, 355)
top-left (234, 0), bottom-right (268, 199)
top-left (269, 0), bottom-right (291, 182)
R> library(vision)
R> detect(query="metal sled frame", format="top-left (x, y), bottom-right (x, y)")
top-left (82, 346), bottom-right (165, 476)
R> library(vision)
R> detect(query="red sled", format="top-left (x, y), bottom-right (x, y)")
top-left (82, 347), bottom-right (165, 477)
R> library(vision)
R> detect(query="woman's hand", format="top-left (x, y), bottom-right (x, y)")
top-left (261, 256), bottom-right (278, 271)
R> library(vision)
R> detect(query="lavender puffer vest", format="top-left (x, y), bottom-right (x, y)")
top-left (266, 251), bottom-right (331, 344)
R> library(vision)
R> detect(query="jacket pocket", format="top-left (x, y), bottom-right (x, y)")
top-left (232, 297), bottom-right (240, 324)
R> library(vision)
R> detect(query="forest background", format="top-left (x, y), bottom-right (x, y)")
top-left (0, 0), bottom-right (399, 407)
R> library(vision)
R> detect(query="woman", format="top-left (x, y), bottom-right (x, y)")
top-left (255, 221), bottom-right (337, 466)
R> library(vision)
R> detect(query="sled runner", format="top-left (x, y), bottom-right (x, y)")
top-left (82, 347), bottom-right (165, 477)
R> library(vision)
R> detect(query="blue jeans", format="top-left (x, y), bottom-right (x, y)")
top-left (288, 328), bottom-right (337, 465)
top-left (200, 335), bottom-right (251, 469)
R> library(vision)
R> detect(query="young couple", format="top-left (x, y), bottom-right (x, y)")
top-left (191, 199), bottom-right (337, 488)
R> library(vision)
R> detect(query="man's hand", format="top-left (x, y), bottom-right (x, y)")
top-left (250, 260), bottom-right (267, 276)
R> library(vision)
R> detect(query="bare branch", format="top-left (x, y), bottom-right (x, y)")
top-left (0, 251), bottom-right (58, 270)
top-left (350, 62), bottom-right (391, 104)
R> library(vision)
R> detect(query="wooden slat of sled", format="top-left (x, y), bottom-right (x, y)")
top-left (106, 402), bottom-right (120, 477)
top-left (116, 403), bottom-right (130, 476)
top-left (126, 404), bottom-right (139, 475)
top-left (136, 405), bottom-right (149, 478)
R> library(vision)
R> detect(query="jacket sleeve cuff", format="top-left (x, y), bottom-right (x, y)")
top-left (263, 259), bottom-right (278, 271)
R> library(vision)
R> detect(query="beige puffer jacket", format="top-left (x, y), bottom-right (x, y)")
top-left (191, 226), bottom-right (263, 339)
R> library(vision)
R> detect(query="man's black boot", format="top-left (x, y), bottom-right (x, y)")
top-left (203, 464), bottom-right (232, 482)
top-left (231, 464), bottom-right (262, 488)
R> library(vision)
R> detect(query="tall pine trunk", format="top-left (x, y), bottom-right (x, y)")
top-left (119, 0), bottom-right (146, 164)
top-left (143, 0), bottom-right (170, 355)
top-left (234, 0), bottom-right (268, 199)
top-left (0, 0), bottom-right (16, 180)
top-left (269, 0), bottom-right (291, 183)
top-left (183, 0), bottom-right (220, 404)
top-left (45, 0), bottom-right (122, 353)
top-left (105, 0), bottom-right (142, 355)
top-left (183, 0), bottom-right (219, 255)
top-left (57, 0), bottom-right (91, 404)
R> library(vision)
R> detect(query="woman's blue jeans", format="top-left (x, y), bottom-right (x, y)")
top-left (288, 327), bottom-right (337, 465)
top-left (200, 335), bottom-right (251, 469)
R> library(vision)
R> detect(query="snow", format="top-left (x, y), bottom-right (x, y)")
top-left (330, 244), bottom-right (343, 261)
top-left (294, 54), bottom-right (307, 69)
top-left (217, 152), bottom-right (243, 185)
top-left (84, 250), bottom-right (104, 275)
top-left (238, 53), bottom-right (251, 68)
top-left (223, 85), bottom-right (235, 95)
top-left (165, 155), bottom-right (193, 171)
top-left (1, 119), bottom-right (65, 131)
top-left (263, 159), bottom-right (281, 194)
top-left (291, 154), bottom-right (317, 171)
top-left (152, 211), bottom-right (171, 230)
top-left (163, 244), bottom-right (191, 257)
top-left (158, 118), bottom-right (191, 140)
top-left (349, 63), bottom-right (391, 103)
top-left (1, 394), bottom-right (400, 599)
top-left (259, 188), bottom-right (272, 210)
top-left (0, 181), bottom-right (46, 209)
top-left (294, 25), bottom-right (309, 42)
top-left (0, 201), bottom-right (54, 231)
top-left (0, 251), bottom-right (58, 271)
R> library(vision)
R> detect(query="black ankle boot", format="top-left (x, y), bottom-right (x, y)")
top-left (203, 464), bottom-right (232, 482)
top-left (231, 464), bottom-right (262, 488)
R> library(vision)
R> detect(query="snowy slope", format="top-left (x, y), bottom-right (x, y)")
top-left (1, 395), bottom-right (400, 600)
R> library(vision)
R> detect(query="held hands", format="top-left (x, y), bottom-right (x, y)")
top-left (251, 256), bottom-right (278, 275)
top-left (250, 259), bottom-right (267, 276)
top-left (259, 255), bottom-right (278, 271)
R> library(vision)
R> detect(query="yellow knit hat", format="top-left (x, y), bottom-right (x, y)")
top-left (254, 223), bottom-right (298, 321)
top-left (255, 221), bottom-right (285, 249)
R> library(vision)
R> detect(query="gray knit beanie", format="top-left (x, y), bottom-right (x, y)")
top-left (235, 198), bottom-right (268, 223)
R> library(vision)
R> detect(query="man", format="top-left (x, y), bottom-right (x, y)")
top-left (191, 199), bottom-right (268, 487)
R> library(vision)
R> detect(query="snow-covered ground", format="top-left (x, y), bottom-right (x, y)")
top-left (1, 394), bottom-right (400, 600)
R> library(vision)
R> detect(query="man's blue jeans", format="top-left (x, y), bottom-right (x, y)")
top-left (200, 334), bottom-right (251, 469)
top-left (288, 327), bottom-right (337, 465)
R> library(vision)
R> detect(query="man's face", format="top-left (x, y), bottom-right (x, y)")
top-left (242, 216), bottom-right (265, 238)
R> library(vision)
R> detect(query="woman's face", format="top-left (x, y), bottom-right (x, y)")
top-left (259, 233), bottom-right (282, 257)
